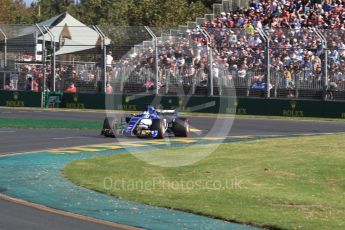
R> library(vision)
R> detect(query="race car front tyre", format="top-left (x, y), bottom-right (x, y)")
top-left (151, 119), bottom-right (165, 139)
top-left (173, 118), bottom-right (190, 137)
top-left (101, 117), bottom-right (117, 138)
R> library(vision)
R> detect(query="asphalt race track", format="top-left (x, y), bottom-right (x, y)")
top-left (1, 107), bottom-right (345, 155)
top-left (1, 107), bottom-right (345, 230)
top-left (0, 198), bottom-right (122, 230)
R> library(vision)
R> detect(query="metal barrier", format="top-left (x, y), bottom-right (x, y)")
top-left (266, 28), bottom-right (326, 99)
top-left (321, 29), bottom-right (345, 100)
top-left (0, 23), bottom-right (344, 101)
top-left (55, 60), bottom-right (101, 93)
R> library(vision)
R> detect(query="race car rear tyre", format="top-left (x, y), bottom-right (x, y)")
top-left (173, 118), bottom-right (190, 137)
top-left (151, 119), bottom-right (165, 139)
top-left (101, 117), bottom-right (117, 138)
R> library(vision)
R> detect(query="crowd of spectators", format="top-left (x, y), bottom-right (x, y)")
top-left (201, 0), bottom-right (345, 93)
top-left (105, 0), bottom-right (344, 97)
top-left (205, 0), bottom-right (344, 30)
top-left (2, 62), bottom-right (101, 93)
top-left (2, 0), bottom-right (344, 98)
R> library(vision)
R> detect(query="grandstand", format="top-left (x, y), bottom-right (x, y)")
top-left (0, 0), bottom-right (344, 100)
top-left (116, 0), bottom-right (344, 100)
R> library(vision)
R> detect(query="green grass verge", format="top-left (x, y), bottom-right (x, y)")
top-left (64, 135), bottom-right (345, 229)
top-left (0, 117), bottom-right (102, 130)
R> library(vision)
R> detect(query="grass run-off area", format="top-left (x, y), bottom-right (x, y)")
top-left (0, 117), bottom-right (102, 130)
top-left (64, 134), bottom-right (345, 229)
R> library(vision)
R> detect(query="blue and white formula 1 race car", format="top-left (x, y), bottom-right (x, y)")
top-left (101, 106), bottom-right (190, 139)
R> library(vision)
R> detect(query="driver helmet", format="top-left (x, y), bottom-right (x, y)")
top-left (148, 106), bottom-right (157, 115)
top-left (142, 111), bottom-right (150, 118)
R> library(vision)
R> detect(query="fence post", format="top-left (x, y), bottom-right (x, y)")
top-left (258, 28), bottom-right (270, 98)
top-left (266, 36), bottom-right (270, 98)
top-left (0, 27), bottom-right (7, 68)
top-left (35, 24), bottom-right (46, 107)
top-left (273, 71), bottom-right (278, 97)
top-left (144, 26), bottom-right (159, 95)
top-left (94, 26), bottom-right (106, 93)
top-left (321, 32), bottom-right (328, 100)
top-left (43, 26), bottom-right (56, 92)
top-left (314, 29), bottom-right (328, 100)
top-left (295, 71), bottom-right (300, 99)
top-left (198, 26), bottom-right (213, 96)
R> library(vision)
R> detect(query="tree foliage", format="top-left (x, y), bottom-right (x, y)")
top-left (30, 0), bottom-right (75, 23)
top-left (0, 0), bottom-right (211, 28)
top-left (191, 0), bottom-right (220, 9)
top-left (0, 0), bottom-right (32, 24)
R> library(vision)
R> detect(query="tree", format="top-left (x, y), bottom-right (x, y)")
top-left (128, 0), bottom-right (209, 29)
top-left (73, 0), bottom-right (131, 26)
top-left (30, 0), bottom-right (77, 23)
top-left (31, 0), bottom-right (58, 23)
top-left (52, 0), bottom-right (74, 13)
top-left (0, 0), bottom-right (32, 24)
top-left (0, 0), bottom-right (211, 28)
top-left (187, 0), bottom-right (216, 10)
top-left (127, 0), bottom-right (161, 26)
top-left (70, 0), bottom-right (209, 28)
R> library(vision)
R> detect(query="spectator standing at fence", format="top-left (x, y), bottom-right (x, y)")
top-left (238, 65), bottom-right (247, 78)
top-left (55, 74), bottom-right (64, 92)
top-left (65, 83), bottom-right (77, 93)
top-left (25, 77), bottom-right (33, 91)
top-left (106, 82), bottom-right (113, 94)
top-left (4, 82), bottom-right (14, 90)
top-left (33, 78), bottom-right (39, 92)
top-left (327, 82), bottom-right (338, 100)
top-left (284, 67), bottom-right (293, 88)
top-left (145, 79), bottom-right (154, 90)
top-left (106, 51), bottom-right (113, 71)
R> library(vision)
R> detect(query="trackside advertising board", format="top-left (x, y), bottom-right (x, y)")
top-left (1, 91), bottom-right (344, 119)
top-left (0, 91), bottom-right (41, 108)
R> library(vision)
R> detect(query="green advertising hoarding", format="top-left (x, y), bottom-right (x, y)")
top-left (1, 90), bottom-right (344, 119)
top-left (0, 91), bottom-right (42, 108)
